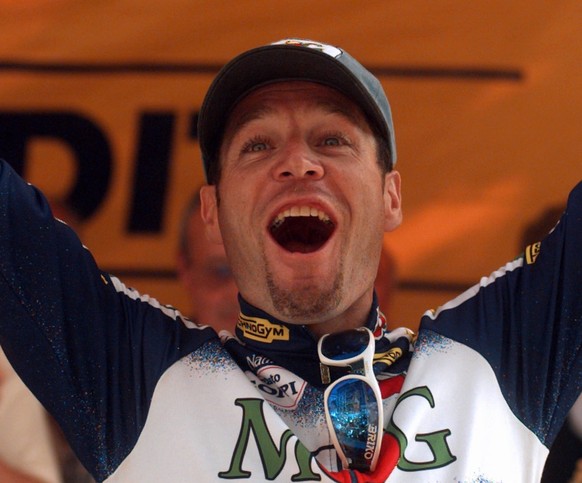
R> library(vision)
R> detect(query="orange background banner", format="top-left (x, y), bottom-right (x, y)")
top-left (0, 1), bottom-right (580, 327)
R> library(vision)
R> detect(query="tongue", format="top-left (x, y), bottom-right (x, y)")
top-left (285, 240), bottom-right (319, 253)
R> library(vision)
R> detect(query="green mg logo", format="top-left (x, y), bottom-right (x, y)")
top-left (220, 385), bottom-right (456, 480)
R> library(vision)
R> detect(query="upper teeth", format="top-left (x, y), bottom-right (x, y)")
top-left (271, 206), bottom-right (331, 229)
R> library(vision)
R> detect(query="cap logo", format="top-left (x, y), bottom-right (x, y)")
top-left (272, 38), bottom-right (342, 59)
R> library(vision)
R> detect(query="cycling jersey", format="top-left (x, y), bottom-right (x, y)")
top-left (1, 160), bottom-right (581, 482)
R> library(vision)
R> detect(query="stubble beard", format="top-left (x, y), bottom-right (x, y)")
top-left (265, 260), bottom-right (344, 323)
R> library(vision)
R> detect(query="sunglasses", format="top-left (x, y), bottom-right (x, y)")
top-left (318, 327), bottom-right (383, 472)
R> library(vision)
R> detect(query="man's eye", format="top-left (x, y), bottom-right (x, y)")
top-left (323, 137), bottom-right (341, 146)
top-left (321, 132), bottom-right (350, 147)
top-left (242, 136), bottom-right (270, 153)
top-left (251, 142), bottom-right (267, 151)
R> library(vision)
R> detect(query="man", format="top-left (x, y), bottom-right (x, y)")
top-left (176, 189), bottom-right (240, 332)
top-left (0, 38), bottom-right (581, 482)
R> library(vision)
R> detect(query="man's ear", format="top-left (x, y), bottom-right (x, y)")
top-left (200, 185), bottom-right (224, 244)
top-left (383, 170), bottom-right (402, 232)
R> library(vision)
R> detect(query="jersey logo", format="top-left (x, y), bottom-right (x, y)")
top-left (219, 398), bottom-right (320, 481)
top-left (222, 386), bottom-right (456, 480)
top-left (247, 364), bottom-right (307, 409)
top-left (375, 346), bottom-right (403, 366)
top-left (237, 314), bottom-right (290, 343)
top-left (246, 355), bottom-right (307, 409)
top-left (525, 242), bottom-right (541, 265)
top-left (387, 386), bottom-right (457, 471)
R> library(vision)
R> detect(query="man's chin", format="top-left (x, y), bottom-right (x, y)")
top-left (267, 278), bottom-right (343, 324)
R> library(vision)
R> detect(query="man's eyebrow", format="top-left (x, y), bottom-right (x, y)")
top-left (229, 105), bottom-right (275, 135)
top-left (316, 100), bottom-right (362, 126)
top-left (226, 98), bottom-right (364, 140)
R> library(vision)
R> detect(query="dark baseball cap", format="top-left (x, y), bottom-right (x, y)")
top-left (198, 38), bottom-right (396, 183)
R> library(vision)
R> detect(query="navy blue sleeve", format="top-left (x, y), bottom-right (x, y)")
top-left (0, 160), bottom-right (216, 480)
top-left (421, 181), bottom-right (582, 447)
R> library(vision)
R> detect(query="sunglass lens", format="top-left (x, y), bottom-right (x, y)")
top-left (321, 329), bottom-right (370, 361)
top-left (326, 378), bottom-right (381, 471)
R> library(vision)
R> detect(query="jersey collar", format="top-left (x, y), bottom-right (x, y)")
top-left (223, 293), bottom-right (411, 388)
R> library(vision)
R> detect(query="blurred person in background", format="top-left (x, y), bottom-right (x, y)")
top-left (177, 189), bottom-right (240, 332)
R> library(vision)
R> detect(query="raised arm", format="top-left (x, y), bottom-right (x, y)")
top-left (423, 180), bottom-right (582, 446)
top-left (0, 159), bottom-right (214, 480)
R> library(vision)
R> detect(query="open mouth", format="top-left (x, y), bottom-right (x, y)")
top-left (269, 206), bottom-right (335, 254)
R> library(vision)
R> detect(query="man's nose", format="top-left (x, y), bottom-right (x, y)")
top-left (272, 144), bottom-right (324, 180)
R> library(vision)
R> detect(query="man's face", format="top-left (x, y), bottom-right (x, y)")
top-left (177, 208), bottom-right (240, 332)
top-left (201, 82), bottom-right (401, 335)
